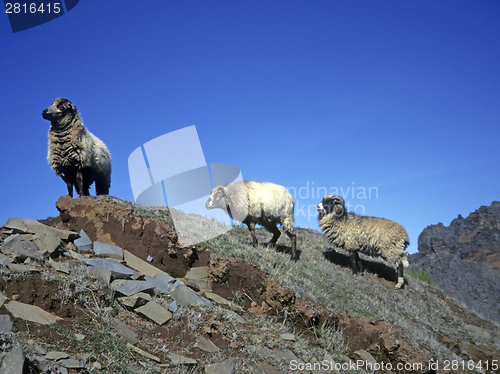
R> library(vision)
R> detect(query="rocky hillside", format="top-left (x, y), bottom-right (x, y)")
top-left (0, 195), bottom-right (499, 373)
top-left (410, 201), bottom-right (500, 324)
top-left (414, 201), bottom-right (500, 271)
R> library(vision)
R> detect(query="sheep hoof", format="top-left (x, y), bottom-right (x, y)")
top-left (395, 277), bottom-right (405, 289)
top-left (266, 242), bottom-right (276, 249)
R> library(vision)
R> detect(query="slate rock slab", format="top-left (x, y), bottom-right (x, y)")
top-left (5, 301), bottom-right (62, 325)
top-left (0, 315), bottom-right (13, 334)
top-left (74, 229), bottom-right (92, 252)
top-left (135, 301), bottom-right (173, 325)
top-left (205, 361), bottom-right (234, 374)
top-left (167, 352), bottom-right (197, 365)
top-left (0, 345), bottom-right (28, 374)
top-left (2, 218), bottom-right (78, 241)
top-left (194, 336), bottom-right (220, 353)
top-left (170, 282), bottom-right (210, 307)
top-left (94, 242), bottom-right (123, 259)
top-left (112, 280), bottom-right (156, 297)
top-left (84, 258), bottom-right (134, 279)
top-left (113, 319), bottom-right (138, 345)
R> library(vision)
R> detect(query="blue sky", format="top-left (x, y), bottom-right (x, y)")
top-left (1, 1), bottom-right (499, 254)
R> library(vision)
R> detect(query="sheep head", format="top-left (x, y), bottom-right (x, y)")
top-left (42, 98), bottom-right (79, 128)
top-left (317, 195), bottom-right (346, 219)
top-left (205, 185), bottom-right (228, 211)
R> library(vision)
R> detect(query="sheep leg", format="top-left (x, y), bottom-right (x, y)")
top-left (285, 231), bottom-right (297, 260)
top-left (95, 178), bottom-right (109, 195)
top-left (75, 170), bottom-right (89, 196)
top-left (66, 182), bottom-right (74, 198)
top-left (395, 263), bottom-right (405, 289)
top-left (266, 223), bottom-right (281, 248)
top-left (246, 222), bottom-right (259, 247)
top-left (350, 250), bottom-right (360, 274)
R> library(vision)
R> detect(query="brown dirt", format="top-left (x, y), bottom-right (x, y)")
top-left (29, 195), bottom-right (500, 373)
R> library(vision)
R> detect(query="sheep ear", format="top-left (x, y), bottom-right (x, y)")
top-left (334, 204), bottom-right (344, 216)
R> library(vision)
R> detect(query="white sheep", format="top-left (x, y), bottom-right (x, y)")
top-left (42, 98), bottom-right (111, 197)
top-left (317, 195), bottom-right (409, 289)
top-left (205, 180), bottom-right (297, 260)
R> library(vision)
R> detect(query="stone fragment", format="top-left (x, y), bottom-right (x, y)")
top-left (0, 253), bottom-right (13, 266)
top-left (112, 280), bottom-right (156, 297)
top-left (74, 229), bottom-right (92, 251)
top-left (58, 367), bottom-right (68, 374)
top-left (5, 301), bottom-right (62, 325)
top-left (45, 351), bottom-right (70, 360)
top-left (205, 361), bottom-right (234, 374)
top-left (84, 258), bottom-right (134, 279)
top-left (68, 249), bottom-right (83, 260)
top-left (32, 356), bottom-right (49, 372)
top-left (2, 218), bottom-right (78, 241)
top-left (143, 275), bottom-right (177, 294)
top-left (86, 266), bottom-right (112, 284)
top-left (168, 300), bottom-right (178, 313)
top-left (93, 242), bottom-right (123, 259)
top-left (123, 249), bottom-right (165, 277)
top-left (0, 315), bottom-right (13, 334)
top-left (59, 358), bottom-right (84, 369)
top-left (113, 319), bottom-right (138, 344)
top-left (223, 309), bottom-right (245, 324)
top-left (135, 301), bottom-right (173, 325)
top-left (0, 293), bottom-right (7, 307)
top-left (0, 234), bottom-right (22, 254)
top-left (127, 343), bottom-right (161, 362)
top-left (167, 352), bottom-right (197, 365)
top-left (7, 264), bottom-right (40, 273)
top-left (169, 282), bottom-right (210, 307)
top-left (204, 292), bottom-right (234, 306)
top-left (280, 333), bottom-right (296, 341)
top-left (118, 293), bottom-right (152, 310)
top-left (194, 336), bottom-right (220, 353)
top-left (74, 333), bottom-right (86, 341)
top-left (0, 345), bottom-right (27, 373)
top-left (4, 240), bottom-right (44, 262)
top-left (28, 340), bottom-right (47, 355)
top-left (184, 266), bottom-right (211, 292)
top-left (49, 259), bottom-right (71, 274)
top-left (36, 234), bottom-right (62, 257)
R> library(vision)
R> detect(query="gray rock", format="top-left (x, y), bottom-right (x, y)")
top-left (168, 300), bottom-right (178, 313)
top-left (353, 350), bottom-right (377, 366)
top-left (205, 361), bottom-right (234, 374)
top-left (184, 266), bottom-right (211, 292)
top-left (280, 333), bottom-right (296, 341)
top-left (7, 264), bottom-right (40, 273)
top-left (32, 356), bottom-right (49, 372)
top-left (2, 218), bottom-right (78, 241)
top-left (84, 258), bottom-right (134, 279)
top-left (48, 259), bottom-right (71, 274)
top-left (3, 240), bottom-right (44, 262)
top-left (113, 319), bottom-right (138, 345)
top-left (135, 301), bottom-right (173, 325)
top-left (0, 234), bottom-right (22, 255)
top-left (112, 280), bottom-right (156, 297)
top-left (194, 336), bottom-right (220, 353)
top-left (223, 309), bottom-right (245, 324)
top-left (118, 293), bottom-right (152, 310)
top-left (58, 358), bottom-right (84, 369)
top-left (28, 340), bottom-right (47, 355)
top-left (204, 292), bottom-right (234, 306)
top-left (0, 253), bottom-right (13, 266)
top-left (5, 301), bottom-right (62, 325)
top-left (167, 352), bottom-right (197, 365)
top-left (0, 293), bottom-right (7, 307)
top-left (93, 242), bottom-right (123, 259)
top-left (74, 229), bottom-right (92, 251)
top-left (126, 343), bottom-right (161, 362)
top-left (0, 315), bottom-right (13, 334)
top-left (143, 275), bottom-right (177, 294)
top-left (45, 351), bottom-right (70, 360)
top-left (0, 345), bottom-right (28, 374)
top-left (86, 266), bottom-right (112, 284)
top-left (170, 282), bottom-right (210, 307)
top-left (36, 234), bottom-right (62, 257)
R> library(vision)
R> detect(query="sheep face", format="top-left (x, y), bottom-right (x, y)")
top-left (42, 98), bottom-right (77, 127)
top-left (317, 195), bottom-right (346, 219)
top-left (205, 186), bottom-right (228, 211)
